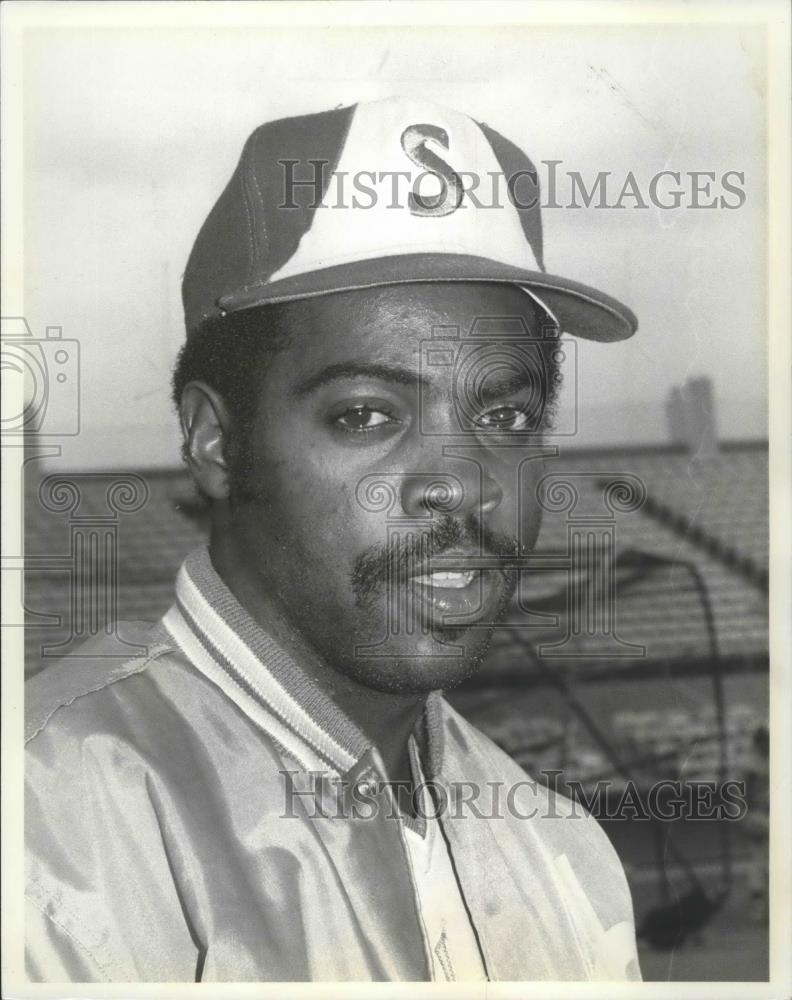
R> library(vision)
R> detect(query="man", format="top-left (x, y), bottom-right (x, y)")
top-left (25, 97), bottom-right (642, 982)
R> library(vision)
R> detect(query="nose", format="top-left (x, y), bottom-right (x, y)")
top-left (399, 463), bottom-right (503, 519)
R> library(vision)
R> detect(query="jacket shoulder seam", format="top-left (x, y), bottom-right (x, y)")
top-left (25, 641), bottom-right (174, 745)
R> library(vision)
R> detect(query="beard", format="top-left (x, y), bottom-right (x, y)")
top-left (350, 513), bottom-right (519, 689)
top-left (225, 463), bottom-right (523, 694)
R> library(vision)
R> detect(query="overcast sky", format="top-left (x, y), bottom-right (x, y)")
top-left (21, 21), bottom-right (767, 468)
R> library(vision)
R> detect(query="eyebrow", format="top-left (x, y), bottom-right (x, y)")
top-left (291, 362), bottom-right (429, 398)
top-left (477, 370), bottom-right (540, 403)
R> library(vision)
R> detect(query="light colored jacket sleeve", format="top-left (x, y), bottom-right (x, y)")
top-left (25, 642), bottom-right (201, 983)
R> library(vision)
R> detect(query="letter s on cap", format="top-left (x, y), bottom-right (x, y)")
top-left (401, 123), bottom-right (464, 217)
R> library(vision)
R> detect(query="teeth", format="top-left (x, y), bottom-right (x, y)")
top-left (412, 570), bottom-right (476, 590)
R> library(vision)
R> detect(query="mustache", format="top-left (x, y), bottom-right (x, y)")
top-left (351, 515), bottom-right (519, 605)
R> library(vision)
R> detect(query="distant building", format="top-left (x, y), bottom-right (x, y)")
top-left (666, 376), bottom-right (719, 457)
top-left (665, 386), bottom-right (687, 447)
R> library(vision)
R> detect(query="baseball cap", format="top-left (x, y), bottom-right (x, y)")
top-left (183, 96), bottom-right (638, 342)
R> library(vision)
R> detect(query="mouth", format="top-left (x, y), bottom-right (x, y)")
top-left (353, 538), bottom-right (518, 635)
top-left (405, 552), bottom-right (508, 628)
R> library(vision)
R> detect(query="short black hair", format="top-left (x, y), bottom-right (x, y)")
top-left (171, 303), bottom-right (295, 500)
top-left (171, 304), bottom-right (294, 428)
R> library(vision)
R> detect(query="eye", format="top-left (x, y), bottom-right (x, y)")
top-left (475, 404), bottom-right (532, 431)
top-left (334, 405), bottom-right (399, 432)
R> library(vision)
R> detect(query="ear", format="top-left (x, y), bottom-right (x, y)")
top-left (179, 380), bottom-right (234, 501)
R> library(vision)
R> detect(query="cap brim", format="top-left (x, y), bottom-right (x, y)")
top-left (217, 253), bottom-right (637, 343)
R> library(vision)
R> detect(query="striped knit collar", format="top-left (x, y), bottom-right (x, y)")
top-left (161, 546), bottom-right (445, 780)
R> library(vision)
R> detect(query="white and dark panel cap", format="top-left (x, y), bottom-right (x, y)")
top-left (183, 97), bottom-right (638, 342)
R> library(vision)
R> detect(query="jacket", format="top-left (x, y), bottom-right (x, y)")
top-left (25, 546), bottom-right (641, 982)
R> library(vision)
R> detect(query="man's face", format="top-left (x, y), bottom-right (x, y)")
top-left (225, 282), bottom-right (554, 694)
